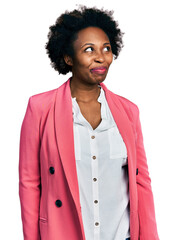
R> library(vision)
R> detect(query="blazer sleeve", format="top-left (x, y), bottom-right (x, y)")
top-left (18, 96), bottom-right (41, 240)
top-left (135, 106), bottom-right (160, 240)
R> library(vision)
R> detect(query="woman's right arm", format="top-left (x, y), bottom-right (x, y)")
top-left (19, 96), bottom-right (41, 240)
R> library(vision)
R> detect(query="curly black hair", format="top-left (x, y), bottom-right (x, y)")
top-left (45, 5), bottom-right (125, 75)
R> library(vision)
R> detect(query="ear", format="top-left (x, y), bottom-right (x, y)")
top-left (63, 55), bottom-right (73, 66)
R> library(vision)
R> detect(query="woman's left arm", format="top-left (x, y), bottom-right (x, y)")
top-left (135, 106), bottom-right (160, 240)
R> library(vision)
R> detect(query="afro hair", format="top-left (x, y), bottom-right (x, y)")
top-left (45, 5), bottom-right (125, 75)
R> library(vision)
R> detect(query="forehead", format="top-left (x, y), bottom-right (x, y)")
top-left (73, 27), bottom-right (110, 47)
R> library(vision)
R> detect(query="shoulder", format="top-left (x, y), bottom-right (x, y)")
top-left (27, 87), bottom-right (58, 116)
top-left (116, 93), bottom-right (139, 112)
top-left (109, 91), bottom-right (141, 133)
top-left (29, 87), bottom-right (58, 104)
top-left (108, 88), bottom-right (140, 118)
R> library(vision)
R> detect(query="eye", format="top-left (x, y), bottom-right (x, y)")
top-left (84, 47), bottom-right (93, 52)
top-left (84, 46), bottom-right (111, 53)
top-left (104, 46), bottom-right (111, 51)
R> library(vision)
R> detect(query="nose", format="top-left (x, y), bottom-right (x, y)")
top-left (94, 50), bottom-right (105, 63)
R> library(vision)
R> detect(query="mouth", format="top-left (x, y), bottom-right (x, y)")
top-left (90, 67), bottom-right (107, 75)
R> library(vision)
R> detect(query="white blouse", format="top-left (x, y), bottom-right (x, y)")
top-left (71, 84), bottom-right (130, 240)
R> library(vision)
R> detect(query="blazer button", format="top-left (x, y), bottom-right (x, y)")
top-left (55, 199), bottom-right (62, 208)
top-left (49, 166), bottom-right (55, 174)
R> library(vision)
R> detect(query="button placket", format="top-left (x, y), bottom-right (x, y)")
top-left (89, 129), bottom-right (100, 239)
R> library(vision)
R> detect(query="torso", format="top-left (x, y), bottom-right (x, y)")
top-left (77, 100), bottom-right (102, 130)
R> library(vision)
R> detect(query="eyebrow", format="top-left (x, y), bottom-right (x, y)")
top-left (81, 42), bottom-right (111, 48)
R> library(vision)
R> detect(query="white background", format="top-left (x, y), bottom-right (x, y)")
top-left (0, 0), bottom-right (177, 239)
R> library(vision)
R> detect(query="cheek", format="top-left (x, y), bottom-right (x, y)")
top-left (107, 54), bottom-right (113, 66)
top-left (81, 56), bottom-right (92, 67)
top-left (75, 56), bottom-right (91, 69)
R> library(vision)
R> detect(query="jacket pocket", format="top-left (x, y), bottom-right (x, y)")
top-left (108, 126), bottom-right (127, 159)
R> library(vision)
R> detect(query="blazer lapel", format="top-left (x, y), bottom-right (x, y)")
top-left (54, 77), bottom-right (81, 210)
top-left (100, 81), bottom-right (137, 170)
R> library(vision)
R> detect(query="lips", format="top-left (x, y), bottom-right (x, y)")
top-left (90, 66), bottom-right (107, 74)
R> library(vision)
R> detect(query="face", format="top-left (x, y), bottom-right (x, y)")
top-left (64, 26), bottom-right (113, 86)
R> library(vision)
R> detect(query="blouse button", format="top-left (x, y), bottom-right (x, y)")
top-left (92, 156), bottom-right (96, 160)
top-left (94, 200), bottom-right (98, 204)
top-left (95, 222), bottom-right (99, 226)
top-left (91, 135), bottom-right (95, 139)
top-left (93, 178), bottom-right (97, 182)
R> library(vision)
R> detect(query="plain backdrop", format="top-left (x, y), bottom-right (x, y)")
top-left (0, 0), bottom-right (177, 239)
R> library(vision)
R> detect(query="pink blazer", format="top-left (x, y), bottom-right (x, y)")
top-left (19, 77), bottom-right (159, 240)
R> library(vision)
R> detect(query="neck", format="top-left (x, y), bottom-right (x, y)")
top-left (70, 77), bottom-right (101, 103)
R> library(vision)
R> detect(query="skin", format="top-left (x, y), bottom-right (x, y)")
top-left (64, 26), bottom-right (113, 129)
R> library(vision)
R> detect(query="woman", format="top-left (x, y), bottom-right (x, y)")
top-left (19, 5), bottom-right (160, 240)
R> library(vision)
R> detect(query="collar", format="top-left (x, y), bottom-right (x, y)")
top-left (71, 85), bottom-right (107, 121)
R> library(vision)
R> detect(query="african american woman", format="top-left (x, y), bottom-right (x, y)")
top-left (19, 5), bottom-right (160, 240)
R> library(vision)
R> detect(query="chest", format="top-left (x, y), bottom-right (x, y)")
top-left (77, 101), bottom-right (102, 130)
